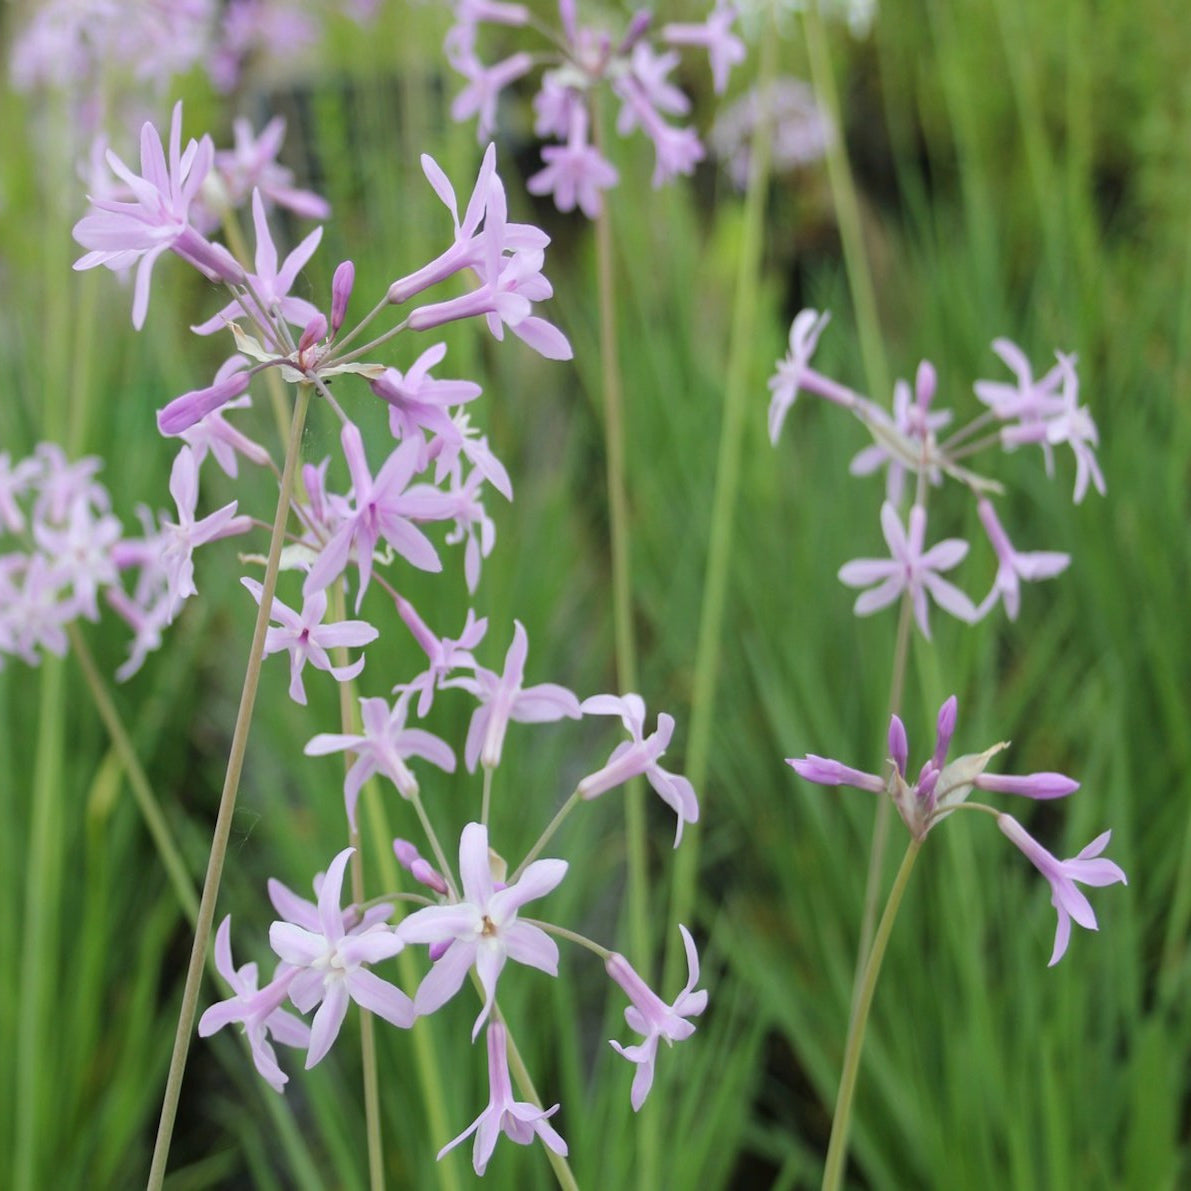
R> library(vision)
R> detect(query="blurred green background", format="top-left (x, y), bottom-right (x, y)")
top-left (1, 0), bottom-right (1188, 1187)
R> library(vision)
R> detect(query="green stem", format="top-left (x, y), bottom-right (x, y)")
top-left (359, 783), bottom-right (460, 1191)
top-left (147, 382), bottom-right (312, 1191)
top-left (504, 1022), bottom-right (580, 1191)
top-left (802, 2), bottom-right (890, 403)
top-left (821, 838), bottom-right (922, 1191)
top-left (14, 656), bottom-right (65, 1191)
top-left (592, 124), bottom-right (649, 977)
top-left (852, 594), bottom-right (913, 997)
top-left (665, 5), bottom-right (778, 989)
top-left (66, 624), bottom-right (199, 925)
top-left (512, 789), bottom-right (581, 882)
top-left (330, 586), bottom-right (385, 1191)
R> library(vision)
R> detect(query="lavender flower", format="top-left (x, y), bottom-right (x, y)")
top-left (304, 695), bottom-right (456, 829)
top-left (240, 579), bottom-right (378, 707)
top-left (447, 620), bottom-right (582, 771)
top-left (838, 502), bottom-right (978, 638)
top-left (607, 924), bottom-right (708, 1110)
top-left (438, 1021), bottom-right (568, 1175)
top-left (198, 916), bottom-right (311, 1093)
top-left (997, 816), bottom-right (1127, 965)
top-left (73, 102), bottom-right (240, 328)
top-left (398, 821), bottom-right (567, 1038)
top-left (579, 693), bottom-right (699, 846)
top-left (268, 848), bottom-right (413, 1068)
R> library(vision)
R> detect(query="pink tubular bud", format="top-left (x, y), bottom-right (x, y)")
top-left (915, 359), bottom-right (938, 410)
top-left (157, 370), bottom-right (250, 436)
top-left (787, 755), bottom-right (885, 794)
top-left (299, 312), bottom-right (327, 354)
top-left (331, 260), bottom-right (355, 332)
top-left (619, 9), bottom-right (653, 53)
top-left (975, 772), bottom-right (1080, 800)
top-left (888, 715), bottom-right (908, 777)
top-left (410, 859), bottom-right (449, 896)
top-left (932, 696), bottom-right (958, 770)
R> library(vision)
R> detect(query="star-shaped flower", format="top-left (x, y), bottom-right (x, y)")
top-left (398, 821), bottom-right (567, 1038)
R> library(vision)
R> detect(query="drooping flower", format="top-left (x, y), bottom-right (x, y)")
top-left (607, 924), bottom-right (708, 1110)
top-left (838, 502), bottom-right (978, 639)
top-left (304, 695), bottom-right (456, 829)
top-left (579, 693), bottom-right (699, 846)
top-left (240, 578), bottom-right (379, 707)
top-left (197, 916), bottom-right (311, 1093)
top-left (974, 498), bottom-right (1070, 621)
top-left (398, 821), bottom-right (567, 1038)
top-left (437, 1021), bottom-right (568, 1175)
top-left (447, 620), bottom-right (582, 771)
top-left (72, 101), bottom-right (240, 328)
top-left (394, 597), bottom-right (488, 717)
top-left (997, 815), bottom-right (1127, 965)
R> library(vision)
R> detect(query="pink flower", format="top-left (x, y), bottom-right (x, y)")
top-left (398, 821), bottom-right (567, 1038)
top-left (767, 308), bottom-right (831, 443)
top-left (198, 916), bottom-right (311, 1093)
top-left (438, 1021), bottom-right (568, 1175)
top-left (579, 693), bottom-right (699, 846)
top-left (160, 447), bottom-right (251, 617)
top-left (451, 50), bottom-right (535, 142)
top-left (302, 423), bottom-right (449, 607)
top-left (304, 695), bottom-right (456, 829)
top-left (212, 115), bottom-right (330, 221)
top-left (997, 816), bottom-right (1127, 965)
top-left (606, 925), bottom-right (707, 1110)
top-left (73, 102), bottom-right (239, 328)
top-left (394, 597), bottom-right (488, 717)
top-left (661, 3), bottom-right (745, 95)
top-left (268, 848), bottom-right (413, 1068)
top-left (240, 578), bottom-right (378, 707)
top-left (448, 620), bottom-right (582, 771)
top-left (191, 189), bottom-right (323, 343)
top-left (838, 502), bottom-right (978, 639)
top-left (527, 108), bottom-right (620, 218)
top-left (974, 499), bottom-right (1069, 621)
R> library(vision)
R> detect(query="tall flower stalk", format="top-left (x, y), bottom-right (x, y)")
top-left (768, 310), bottom-right (1122, 1187)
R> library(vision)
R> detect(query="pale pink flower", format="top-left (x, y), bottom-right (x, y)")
top-left (73, 102), bottom-right (240, 328)
top-left (838, 502), bottom-right (978, 639)
top-left (241, 578), bottom-right (378, 707)
top-left (767, 309), bottom-right (831, 443)
top-left (661, 3), bottom-right (745, 95)
top-left (398, 821), bottom-right (567, 1038)
top-left (198, 916), bottom-right (311, 1093)
top-left (438, 1021), bottom-right (568, 1175)
top-left (304, 695), bottom-right (456, 829)
top-left (269, 848), bottom-right (413, 1068)
top-left (607, 925), bottom-right (707, 1110)
top-left (447, 620), bottom-right (582, 771)
top-left (974, 499), bottom-right (1069, 621)
top-left (997, 816), bottom-right (1127, 965)
top-left (579, 693), bottom-right (699, 846)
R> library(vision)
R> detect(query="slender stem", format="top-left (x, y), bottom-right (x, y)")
top-left (502, 1014), bottom-right (580, 1191)
top-left (147, 382), bottom-right (312, 1191)
top-left (591, 107), bottom-right (648, 980)
top-left (512, 789), bottom-right (581, 882)
top-left (66, 624), bottom-right (199, 925)
top-left (330, 586), bottom-right (385, 1191)
top-left (852, 594), bottom-right (913, 989)
top-left (525, 918), bottom-right (612, 962)
top-left (821, 838), bottom-right (922, 1191)
top-left (14, 656), bottom-right (64, 1191)
top-left (665, 7), bottom-right (778, 989)
top-left (802, 2), bottom-right (890, 402)
top-left (410, 789), bottom-right (458, 901)
top-left (219, 206), bottom-right (291, 449)
top-left (359, 782), bottom-right (461, 1191)
top-left (481, 765), bottom-right (494, 827)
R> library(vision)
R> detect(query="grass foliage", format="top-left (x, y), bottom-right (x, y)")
top-left (1, 0), bottom-right (1189, 1187)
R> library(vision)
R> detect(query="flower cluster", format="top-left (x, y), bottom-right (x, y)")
top-left (789, 696), bottom-right (1126, 964)
top-left (768, 310), bottom-right (1103, 635)
top-left (443, 0), bottom-right (746, 217)
top-left (709, 76), bottom-right (833, 190)
top-left (10, 0), bottom-right (379, 146)
top-left (72, 99), bottom-right (707, 1175)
